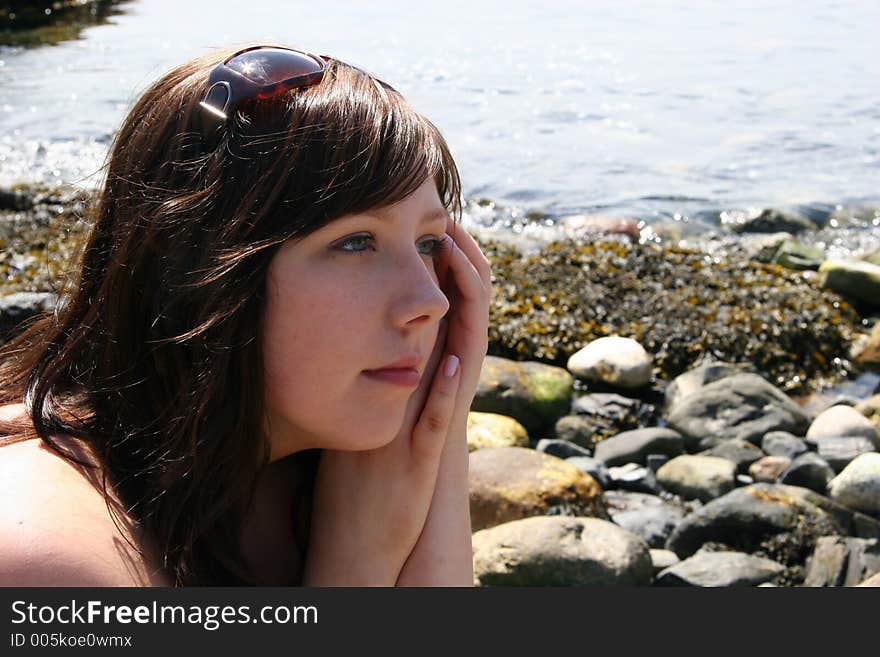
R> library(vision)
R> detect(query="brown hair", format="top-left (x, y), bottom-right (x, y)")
top-left (0, 45), bottom-right (462, 585)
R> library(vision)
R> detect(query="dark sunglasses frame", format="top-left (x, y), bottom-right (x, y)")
top-left (198, 45), bottom-right (331, 146)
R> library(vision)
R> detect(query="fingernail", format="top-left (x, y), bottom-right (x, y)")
top-left (444, 354), bottom-right (459, 377)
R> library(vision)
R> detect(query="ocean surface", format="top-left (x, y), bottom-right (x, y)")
top-left (1, 0), bottom-right (878, 249)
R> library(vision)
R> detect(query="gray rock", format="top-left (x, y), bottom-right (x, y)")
top-left (656, 455), bottom-right (737, 502)
top-left (807, 405), bottom-right (879, 447)
top-left (536, 438), bottom-right (592, 459)
top-left (570, 392), bottom-right (657, 444)
top-left (760, 239), bottom-right (825, 271)
top-left (666, 373), bottom-right (811, 451)
top-left (656, 551), bottom-right (785, 587)
top-left (818, 259), bottom-right (880, 308)
top-left (702, 438), bottom-right (765, 474)
top-left (779, 452), bottom-right (835, 493)
top-left (827, 453), bottom-right (880, 515)
top-left (731, 208), bottom-right (816, 235)
top-left (663, 361), bottom-right (742, 416)
top-left (474, 356), bottom-right (574, 434)
top-left (749, 455), bottom-right (792, 483)
top-left (0, 292), bottom-right (58, 340)
top-left (804, 537), bottom-right (880, 587)
top-left (762, 431), bottom-right (809, 460)
top-left (777, 485), bottom-right (880, 540)
top-left (593, 427), bottom-right (684, 467)
top-left (607, 463), bottom-right (662, 495)
top-left (815, 436), bottom-right (877, 473)
top-left (472, 516), bottom-right (653, 586)
top-left (666, 484), bottom-right (842, 559)
top-left (566, 456), bottom-right (611, 489)
top-left (604, 490), bottom-right (686, 548)
top-left (554, 414), bottom-right (599, 450)
top-left (567, 336), bottom-right (653, 389)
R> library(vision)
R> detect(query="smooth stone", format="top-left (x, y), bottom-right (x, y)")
top-left (567, 336), bottom-right (653, 389)
top-left (818, 258), bottom-right (880, 307)
top-left (655, 550), bottom-right (785, 587)
top-left (466, 411), bottom-right (530, 452)
top-left (473, 356), bottom-right (574, 434)
top-left (656, 455), bottom-right (737, 503)
top-left (701, 438), bottom-right (765, 474)
top-left (554, 414), bottom-right (599, 450)
top-left (650, 549), bottom-right (680, 576)
top-left (593, 427), bottom-right (684, 467)
top-left (815, 436), bottom-right (877, 473)
top-left (779, 452), bottom-right (835, 493)
top-left (666, 484), bottom-right (841, 559)
top-left (769, 239), bottom-right (825, 271)
top-left (536, 438), bottom-right (592, 459)
top-left (565, 456), bottom-right (611, 489)
top-left (803, 536), bottom-right (880, 587)
top-left (749, 456), bottom-right (792, 483)
top-left (607, 463), bottom-right (662, 495)
top-left (736, 474), bottom-right (754, 486)
top-left (604, 490), bottom-right (686, 549)
top-left (571, 392), bottom-right (656, 444)
top-left (666, 373), bottom-right (811, 451)
top-left (472, 516), bottom-right (653, 586)
top-left (762, 431), bottom-right (809, 460)
top-left (806, 405), bottom-right (879, 447)
top-left (469, 447), bottom-right (607, 532)
top-left (663, 361), bottom-right (742, 416)
top-left (827, 453), bottom-right (880, 515)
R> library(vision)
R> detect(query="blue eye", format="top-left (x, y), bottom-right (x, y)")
top-left (335, 234), bottom-right (448, 260)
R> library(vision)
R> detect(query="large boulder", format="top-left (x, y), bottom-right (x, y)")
top-left (663, 361), bottom-right (742, 416)
top-left (593, 427), bottom-right (684, 467)
top-left (472, 516), bottom-right (653, 586)
top-left (666, 373), bottom-right (811, 451)
top-left (655, 550), bottom-right (785, 587)
top-left (466, 411), bottom-right (530, 452)
top-left (567, 336), bottom-right (653, 389)
top-left (469, 447), bottom-right (607, 531)
top-left (806, 405), bottom-right (879, 447)
top-left (473, 356), bottom-right (573, 435)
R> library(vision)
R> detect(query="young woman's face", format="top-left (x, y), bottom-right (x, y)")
top-left (261, 178), bottom-right (451, 460)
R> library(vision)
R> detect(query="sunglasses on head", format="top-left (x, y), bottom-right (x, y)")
top-left (198, 45), bottom-right (331, 147)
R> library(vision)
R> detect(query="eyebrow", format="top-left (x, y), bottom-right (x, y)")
top-left (353, 207), bottom-right (451, 226)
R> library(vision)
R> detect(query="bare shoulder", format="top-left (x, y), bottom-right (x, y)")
top-left (0, 404), bottom-right (171, 587)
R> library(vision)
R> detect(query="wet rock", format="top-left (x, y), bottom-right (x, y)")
top-left (815, 436), bottom-right (876, 473)
top-left (607, 463), bottom-right (662, 495)
top-left (806, 405), bottom-right (879, 447)
top-left (762, 431), bottom-right (809, 460)
top-left (473, 356), bottom-right (573, 434)
top-left (666, 373), bottom-right (811, 451)
top-left (565, 456), bottom-right (611, 489)
top-left (818, 259), bottom-right (880, 308)
top-left (604, 490), bottom-right (686, 548)
top-left (472, 516), bottom-right (653, 586)
top-left (567, 336), bottom-right (653, 389)
top-left (702, 438), bottom-right (765, 474)
top-left (468, 446), bottom-right (607, 532)
top-left (570, 392), bottom-right (656, 445)
top-left (827, 453), bottom-right (880, 515)
top-left (803, 536), bottom-right (880, 587)
top-left (749, 456), bottom-right (792, 483)
top-left (779, 453), bottom-right (835, 493)
top-left (466, 411), bottom-right (530, 452)
top-left (593, 427), bottom-right (684, 467)
top-left (656, 455), bottom-right (737, 502)
top-left (663, 361), bottom-right (742, 416)
top-left (665, 484), bottom-right (842, 569)
top-left (650, 549), bottom-right (680, 576)
top-left (553, 414), bottom-right (598, 450)
top-left (656, 550), bottom-right (785, 587)
top-left (0, 291), bottom-right (57, 340)
top-left (756, 239), bottom-right (824, 271)
top-left (536, 438), bottom-right (591, 459)
top-left (731, 208), bottom-right (816, 235)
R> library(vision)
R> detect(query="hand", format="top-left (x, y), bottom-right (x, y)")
top-left (302, 319), bottom-right (461, 586)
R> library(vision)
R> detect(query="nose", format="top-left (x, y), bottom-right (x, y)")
top-left (388, 251), bottom-right (450, 330)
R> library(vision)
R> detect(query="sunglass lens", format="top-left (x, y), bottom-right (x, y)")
top-left (226, 48), bottom-right (324, 85)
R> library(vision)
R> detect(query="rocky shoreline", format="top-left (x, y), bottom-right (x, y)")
top-left (2, 183), bottom-right (880, 587)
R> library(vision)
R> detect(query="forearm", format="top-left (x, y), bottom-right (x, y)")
top-left (395, 417), bottom-right (473, 587)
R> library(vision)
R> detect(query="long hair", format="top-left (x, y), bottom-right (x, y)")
top-left (0, 45), bottom-right (462, 585)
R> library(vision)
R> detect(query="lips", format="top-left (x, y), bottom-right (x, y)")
top-left (363, 353), bottom-right (422, 387)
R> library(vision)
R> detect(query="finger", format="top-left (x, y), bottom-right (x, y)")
top-left (410, 353), bottom-right (460, 464)
top-left (446, 221), bottom-right (491, 288)
top-left (445, 234), bottom-right (488, 305)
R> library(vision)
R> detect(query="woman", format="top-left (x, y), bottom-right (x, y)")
top-left (0, 45), bottom-right (490, 586)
